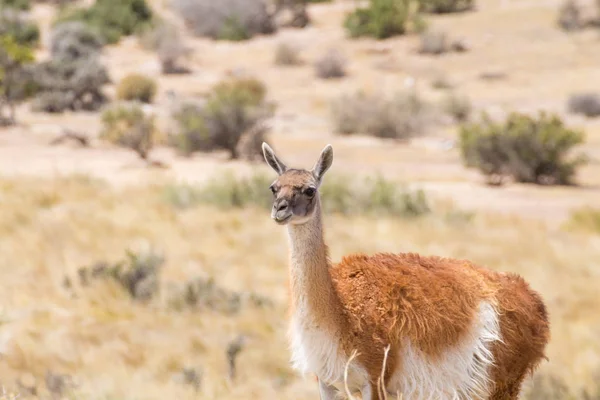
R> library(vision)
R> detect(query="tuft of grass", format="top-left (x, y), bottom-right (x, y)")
top-left (567, 207), bottom-right (600, 234)
top-left (444, 92), bottom-right (472, 122)
top-left (332, 90), bottom-right (432, 139)
top-left (274, 42), bottom-right (302, 66)
top-left (116, 73), bottom-right (157, 103)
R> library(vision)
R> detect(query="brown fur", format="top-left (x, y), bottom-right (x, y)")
top-left (261, 143), bottom-right (550, 399)
top-left (329, 252), bottom-right (550, 398)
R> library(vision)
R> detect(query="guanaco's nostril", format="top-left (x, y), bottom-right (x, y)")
top-left (276, 202), bottom-right (289, 212)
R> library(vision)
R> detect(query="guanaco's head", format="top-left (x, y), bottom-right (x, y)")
top-left (262, 142), bottom-right (333, 226)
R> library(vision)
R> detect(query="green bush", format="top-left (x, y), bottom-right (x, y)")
top-left (332, 90), bottom-right (431, 139)
top-left (344, 0), bottom-right (420, 39)
top-left (0, 34), bottom-right (36, 124)
top-left (164, 171), bottom-right (431, 218)
top-left (101, 102), bottom-right (156, 160)
top-left (56, 0), bottom-right (153, 44)
top-left (459, 112), bottom-right (587, 186)
top-left (418, 0), bottom-right (474, 13)
top-left (116, 73), bottom-right (157, 103)
top-left (170, 78), bottom-right (272, 159)
top-left (0, 9), bottom-right (40, 47)
top-left (0, 0), bottom-right (31, 11)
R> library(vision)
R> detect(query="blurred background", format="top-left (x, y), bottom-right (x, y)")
top-left (0, 0), bottom-right (599, 398)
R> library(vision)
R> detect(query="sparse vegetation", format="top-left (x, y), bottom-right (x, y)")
top-left (332, 90), bottom-right (431, 139)
top-left (567, 207), bottom-right (600, 234)
top-left (0, 0), bottom-right (31, 10)
top-left (444, 92), bottom-right (471, 122)
top-left (460, 112), bottom-right (587, 186)
top-left (274, 42), bottom-right (302, 66)
top-left (75, 247), bottom-right (165, 301)
top-left (116, 73), bottom-right (157, 103)
top-left (344, 0), bottom-right (424, 39)
top-left (100, 102), bottom-right (157, 160)
top-left (55, 0), bottom-right (153, 44)
top-left (172, 0), bottom-right (275, 41)
top-left (0, 8), bottom-right (40, 47)
top-left (164, 171), bottom-right (430, 218)
top-left (314, 48), bottom-right (347, 79)
top-left (170, 78), bottom-right (272, 160)
top-left (568, 93), bottom-right (600, 117)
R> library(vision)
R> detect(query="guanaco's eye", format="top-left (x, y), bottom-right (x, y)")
top-left (269, 184), bottom-right (277, 194)
top-left (304, 187), bottom-right (316, 197)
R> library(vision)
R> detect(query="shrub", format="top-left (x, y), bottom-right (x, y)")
top-left (0, 8), bottom-right (40, 47)
top-left (344, 0), bottom-right (423, 39)
top-left (332, 90), bottom-right (430, 139)
top-left (567, 93), bottom-right (600, 117)
top-left (116, 74), bottom-right (157, 103)
top-left (0, 34), bottom-right (36, 124)
top-left (172, 0), bottom-right (275, 41)
top-left (315, 48), bottom-right (347, 79)
top-left (140, 22), bottom-right (190, 74)
top-left (272, 0), bottom-right (310, 28)
top-left (444, 92), bottom-right (471, 122)
top-left (32, 20), bottom-right (109, 113)
top-left (31, 56), bottom-right (109, 113)
top-left (101, 102), bottom-right (156, 160)
top-left (419, 31), bottom-right (448, 55)
top-left (418, 0), bottom-right (474, 13)
top-left (50, 21), bottom-right (104, 60)
top-left (170, 78), bottom-right (272, 159)
top-left (459, 112), bottom-right (587, 186)
top-left (274, 42), bottom-right (302, 66)
top-left (557, 0), bottom-right (582, 31)
top-left (76, 248), bottom-right (164, 301)
top-left (170, 100), bottom-right (212, 155)
top-left (56, 0), bottom-right (153, 44)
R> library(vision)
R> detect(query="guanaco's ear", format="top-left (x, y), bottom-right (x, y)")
top-left (312, 144), bottom-right (333, 182)
top-left (262, 142), bottom-right (287, 175)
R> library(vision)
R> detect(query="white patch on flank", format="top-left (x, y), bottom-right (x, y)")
top-left (387, 301), bottom-right (502, 399)
top-left (289, 310), bottom-right (368, 392)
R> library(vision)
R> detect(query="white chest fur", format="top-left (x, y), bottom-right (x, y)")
top-left (288, 311), bottom-right (368, 390)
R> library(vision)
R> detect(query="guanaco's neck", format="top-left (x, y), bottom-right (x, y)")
top-left (287, 198), bottom-right (344, 328)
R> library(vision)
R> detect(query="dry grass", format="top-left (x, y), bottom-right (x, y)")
top-left (0, 175), bottom-right (598, 398)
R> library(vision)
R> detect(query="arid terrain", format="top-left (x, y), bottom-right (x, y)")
top-left (0, 0), bottom-right (599, 399)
